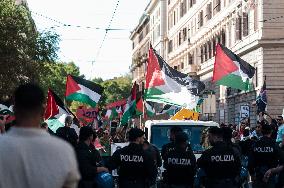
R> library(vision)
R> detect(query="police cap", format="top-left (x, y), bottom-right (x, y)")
top-left (128, 128), bottom-right (145, 141)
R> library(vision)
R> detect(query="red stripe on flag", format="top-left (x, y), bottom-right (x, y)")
top-left (44, 89), bottom-right (59, 120)
top-left (145, 47), bottom-right (166, 89)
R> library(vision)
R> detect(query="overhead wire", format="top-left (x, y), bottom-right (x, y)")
top-left (94, 0), bottom-right (121, 60)
top-left (90, 0), bottom-right (121, 77)
top-left (31, 10), bottom-right (129, 31)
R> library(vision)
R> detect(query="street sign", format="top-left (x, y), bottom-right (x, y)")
top-left (240, 105), bottom-right (250, 119)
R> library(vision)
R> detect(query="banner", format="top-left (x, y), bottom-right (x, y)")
top-left (76, 106), bottom-right (98, 125)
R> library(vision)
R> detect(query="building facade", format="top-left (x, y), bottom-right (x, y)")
top-left (131, 0), bottom-right (284, 125)
top-left (130, 12), bottom-right (150, 90)
top-left (165, 0), bottom-right (284, 125)
top-left (130, 0), bottom-right (168, 91)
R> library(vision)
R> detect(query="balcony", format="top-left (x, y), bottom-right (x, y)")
top-left (198, 58), bottom-right (214, 76)
top-left (181, 64), bottom-right (197, 76)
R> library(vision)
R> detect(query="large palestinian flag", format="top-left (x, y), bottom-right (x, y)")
top-left (121, 82), bottom-right (137, 125)
top-left (212, 44), bottom-right (255, 91)
top-left (144, 46), bottom-right (205, 109)
top-left (66, 75), bottom-right (104, 107)
top-left (45, 89), bottom-right (76, 133)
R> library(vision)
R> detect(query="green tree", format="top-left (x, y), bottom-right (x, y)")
top-left (97, 75), bottom-right (132, 107)
top-left (39, 62), bottom-right (80, 99)
top-left (0, 0), bottom-right (60, 99)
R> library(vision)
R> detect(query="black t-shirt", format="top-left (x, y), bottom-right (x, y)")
top-left (56, 126), bottom-right (78, 147)
top-left (164, 146), bottom-right (196, 185)
top-left (248, 136), bottom-right (281, 175)
top-left (197, 141), bottom-right (241, 180)
top-left (107, 143), bottom-right (156, 182)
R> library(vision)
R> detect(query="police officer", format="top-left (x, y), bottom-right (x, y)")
top-left (161, 126), bottom-right (193, 185)
top-left (161, 126), bottom-right (193, 160)
top-left (107, 128), bottom-right (156, 188)
top-left (164, 132), bottom-right (196, 188)
top-left (197, 127), bottom-right (241, 188)
top-left (248, 121), bottom-right (281, 188)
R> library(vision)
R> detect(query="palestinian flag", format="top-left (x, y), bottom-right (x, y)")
top-left (256, 76), bottom-right (267, 113)
top-left (66, 75), bottom-right (104, 107)
top-left (136, 92), bottom-right (143, 116)
top-left (121, 82), bottom-right (137, 125)
top-left (145, 46), bottom-right (205, 109)
top-left (145, 101), bottom-right (155, 117)
top-left (157, 104), bottom-right (178, 116)
top-left (212, 44), bottom-right (255, 91)
top-left (105, 107), bottom-right (119, 120)
top-left (0, 104), bottom-right (13, 115)
top-left (45, 89), bottom-right (76, 133)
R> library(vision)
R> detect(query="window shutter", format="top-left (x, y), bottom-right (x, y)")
top-left (243, 13), bottom-right (249, 36)
top-left (254, 4), bottom-right (258, 31)
top-left (235, 17), bottom-right (242, 40)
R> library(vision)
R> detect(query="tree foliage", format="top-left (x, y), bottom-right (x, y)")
top-left (39, 62), bottom-right (80, 99)
top-left (0, 0), bottom-right (60, 99)
top-left (92, 75), bottom-right (132, 107)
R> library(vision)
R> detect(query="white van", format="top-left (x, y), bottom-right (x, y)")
top-left (144, 120), bottom-right (219, 158)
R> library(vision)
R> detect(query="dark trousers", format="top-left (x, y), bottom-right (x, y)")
top-left (205, 179), bottom-right (238, 188)
top-left (252, 179), bottom-right (276, 188)
top-left (119, 179), bottom-right (147, 188)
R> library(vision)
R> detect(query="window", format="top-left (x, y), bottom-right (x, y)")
top-left (188, 53), bottom-right (193, 64)
top-left (200, 11), bottom-right (203, 27)
top-left (174, 11), bottom-right (176, 25)
top-left (213, 39), bottom-right (216, 56)
top-left (189, 0), bottom-right (192, 8)
top-left (208, 41), bottom-right (212, 59)
top-left (221, 30), bottom-right (226, 45)
top-left (178, 32), bottom-right (182, 45)
top-left (139, 31), bottom-right (143, 42)
top-left (183, 27), bottom-right (187, 42)
top-left (180, 0), bottom-right (187, 18)
top-left (201, 47), bottom-right (204, 63)
top-left (243, 13), bottom-right (249, 36)
top-left (181, 62), bottom-right (184, 69)
top-left (198, 11), bottom-right (203, 29)
top-left (168, 40), bottom-right (173, 53)
top-left (180, 2), bottom-right (184, 18)
top-left (206, 3), bottom-right (212, 21)
top-left (168, 0), bottom-right (171, 5)
top-left (213, 0), bottom-right (221, 15)
top-left (204, 44), bottom-right (208, 61)
top-left (235, 17), bottom-right (242, 41)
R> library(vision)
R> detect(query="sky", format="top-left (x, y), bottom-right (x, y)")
top-left (26, 0), bottom-right (150, 80)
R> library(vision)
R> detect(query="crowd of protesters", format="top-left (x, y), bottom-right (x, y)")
top-left (0, 83), bottom-right (284, 188)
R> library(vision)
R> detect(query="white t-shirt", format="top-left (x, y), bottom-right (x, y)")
top-left (0, 127), bottom-right (81, 188)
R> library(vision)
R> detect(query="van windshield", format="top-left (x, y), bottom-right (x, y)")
top-left (150, 125), bottom-right (207, 153)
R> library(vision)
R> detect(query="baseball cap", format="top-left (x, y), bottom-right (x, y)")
top-left (128, 128), bottom-right (145, 141)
